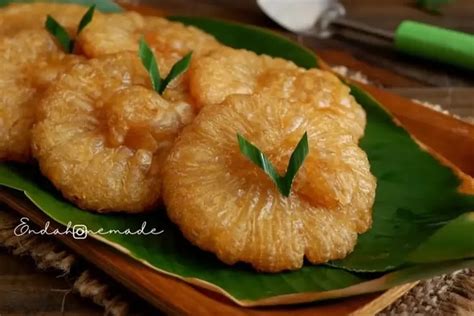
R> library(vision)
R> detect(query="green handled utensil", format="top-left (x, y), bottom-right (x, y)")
top-left (395, 21), bottom-right (474, 70)
top-left (257, 0), bottom-right (474, 70)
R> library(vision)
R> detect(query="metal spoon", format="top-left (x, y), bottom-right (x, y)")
top-left (257, 0), bottom-right (474, 70)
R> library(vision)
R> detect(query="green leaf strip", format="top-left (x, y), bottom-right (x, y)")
top-left (138, 38), bottom-right (162, 93)
top-left (159, 51), bottom-right (193, 94)
top-left (77, 4), bottom-right (95, 34)
top-left (283, 132), bottom-right (310, 193)
top-left (139, 39), bottom-right (193, 95)
top-left (237, 132), bottom-right (309, 197)
top-left (45, 5), bottom-right (95, 53)
top-left (45, 15), bottom-right (74, 53)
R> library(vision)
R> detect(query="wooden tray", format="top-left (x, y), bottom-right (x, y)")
top-left (0, 189), bottom-right (416, 315)
top-left (2, 4), bottom-right (474, 314)
top-left (1, 79), bottom-right (473, 314)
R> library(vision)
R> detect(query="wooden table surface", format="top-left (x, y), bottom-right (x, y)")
top-left (1, 0), bottom-right (473, 314)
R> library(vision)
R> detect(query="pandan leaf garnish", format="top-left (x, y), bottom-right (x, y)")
top-left (237, 132), bottom-right (309, 197)
top-left (138, 38), bottom-right (193, 95)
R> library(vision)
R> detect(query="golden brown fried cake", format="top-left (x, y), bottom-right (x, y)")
top-left (79, 12), bottom-right (221, 58)
top-left (261, 68), bottom-right (366, 140)
top-left (0, 48), bottom-right (80, 162)
top-left (0, 4), bottom-right (89, 161)
top-left (190, 47), bottom-right (365, 139)
top-left (0, 61), bottom-right (35, 162)
top-left (32, 53), bottom-right (194, 213)
top-left (163, 93), bottom-right (376, 272)
top-left (189, 46), bottom-right (297, 107)
top-left (189, 47), bottom-right (366, 140)
top-left (78, 12), bottom-right (222, 107)
top-left (0, 3), bottom-right (90, 36)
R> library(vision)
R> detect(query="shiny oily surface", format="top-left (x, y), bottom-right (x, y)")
top-left (0, 3), bottom-right (88, 162)
top-left (0, 3), bottom-right (90, 36)
top-left (33, 53), bottom-right (194, 213)
top-left (163, 93), bottom-right (376, 272)
top-left (189, 46), bottom-right (366, 140)
top-left (78, 11), bottom-right (221, 60)
top-left (78, 11), bottom-right (222, 103)
top-left (189, 46), bottom-right (297, 108)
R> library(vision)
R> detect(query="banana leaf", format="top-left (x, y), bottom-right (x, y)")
top-left (0, 0), bottom-right (474, 306)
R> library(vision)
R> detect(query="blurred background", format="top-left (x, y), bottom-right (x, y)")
top-left (126, 0), bottom-right (474, 86)
top-left (120, 0), bottom-right (474, 119)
